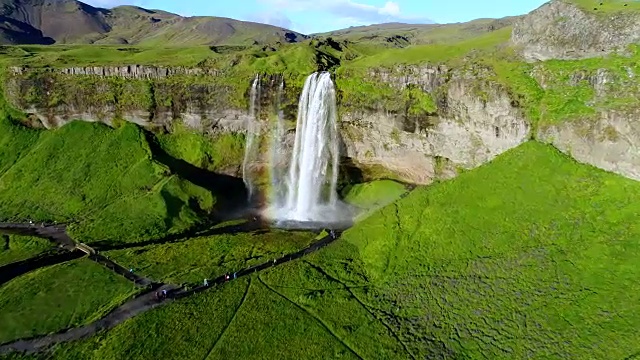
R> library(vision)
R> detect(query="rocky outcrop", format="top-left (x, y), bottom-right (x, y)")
top-left (342, 68), bottom-right (530, 184)
top-left (537, 112), bottom-right (640, 181)
top-left (6, 64), bottom-right (533, 184)
top-left (512, 0), bottom-right (640, 61)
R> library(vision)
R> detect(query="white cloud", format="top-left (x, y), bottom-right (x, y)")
top-left (248, 11), bottom-right (293, 29)
top-left (379, 2), bottom-right (400, 16)
top-left (258, 0), bottom-right (432, 27)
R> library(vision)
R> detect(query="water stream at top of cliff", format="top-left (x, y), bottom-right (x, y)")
top-left (242, 74), bottom-right (260, 201)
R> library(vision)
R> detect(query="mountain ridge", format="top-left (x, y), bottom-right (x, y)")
top-left (0, 0), bottom-right (308, 45)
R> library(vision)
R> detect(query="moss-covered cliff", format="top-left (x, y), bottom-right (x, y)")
top-left (2, 0), bottom-right (640, 184)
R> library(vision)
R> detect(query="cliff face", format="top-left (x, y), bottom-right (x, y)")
top-left (538, 112), bottom-right (640, 181)
top-left (341, 65), bottom-right (530, 183)
top-left (6, 64), bottom-right (533, 184)
top-left (7, 61), bottom-right (640, 185)
top-left (512, 1), bottom-right (640, 61)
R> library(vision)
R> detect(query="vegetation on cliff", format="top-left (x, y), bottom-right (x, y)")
top-left (2, 2), bottom-right (640, 359)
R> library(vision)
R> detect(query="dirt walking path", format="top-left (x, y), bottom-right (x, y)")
top-left (0, 223), bottom-right (156, 286)
top-left (0, 227), bottom-right (343, 355)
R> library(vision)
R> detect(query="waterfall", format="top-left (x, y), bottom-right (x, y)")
top-left (273, 71), bottom-right (341, 222)
top-left (270, 78), bottom-right (287, 208)
top-left (242, 74), bottom-right (260, 201)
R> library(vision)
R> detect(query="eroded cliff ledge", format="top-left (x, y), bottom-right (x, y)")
top-left (6, 49), bottom-right (640, 185)
top-left (5, 64), bottom-right (533, 185)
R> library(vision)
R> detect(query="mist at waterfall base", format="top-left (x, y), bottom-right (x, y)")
top-left (243, 72), bottom-right (353, 229)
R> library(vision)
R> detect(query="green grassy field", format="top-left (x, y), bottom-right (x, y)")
top-left (0, 235), bottom-right (53, 267)
top-left (0, 118), bottom-right (215, 245)
top-left (341, 180), bottom-right (407, 210)
top-left (310, 141), bottom-right (640, 358)
top-left (6, 141), bottom-right (640, 359)
top-left (103, 228), bottom-right (317, 285)
top-left (0, 258), bottom-right (138, 345)
top-left (568, 0), bottom-right (640, 13)
top-left (155, 123), bottom-right (245, 172)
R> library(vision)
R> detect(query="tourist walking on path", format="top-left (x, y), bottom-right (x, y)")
top-left (204, 279), bottom-right (208, 287)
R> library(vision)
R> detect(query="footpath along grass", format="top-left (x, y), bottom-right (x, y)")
top-left (0, 259), bottom-right (138, 345)
top-left (103, 228), bottom-right (317, 285)
top-left (5, 142), bottom-right (640, 359)
top-left (0, 235), bottom-right (53, 267)
top-left (29, 276), bottom-right (363, 360)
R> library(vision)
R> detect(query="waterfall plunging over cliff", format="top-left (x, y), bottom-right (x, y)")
top-left (271, 72), bottom-right (342, 223)
top-left (242, 75), bottom-right (260, 200)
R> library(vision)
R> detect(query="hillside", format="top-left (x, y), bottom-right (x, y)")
top-left (319, 17), bottom-right (519, 47)
top-left (13, 142), bottom-right (640, 359)
top-left (0, 0), bottom-right (307, 45)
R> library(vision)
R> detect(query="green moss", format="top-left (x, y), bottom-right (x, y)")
top-left (341, 180), bottom-right (407, 209)
top-left (602, 124), bottom-right (620, 142)
top-left (156, 122), bottom-right (245, 172)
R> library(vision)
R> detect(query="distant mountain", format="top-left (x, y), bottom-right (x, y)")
top-left (317, 17), bottom-right (520, 47)
top-left (0, 0), bottom-right (308, 45)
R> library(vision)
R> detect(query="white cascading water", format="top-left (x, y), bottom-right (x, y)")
top-left (272, 71), bottom-right (341, 223)
top-left (269, 78), bottom-right (287, 207)
top-left (242, 75), bottom-right (260, 201)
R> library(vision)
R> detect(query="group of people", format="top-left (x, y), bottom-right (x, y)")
top-left (155, 289), bottom-right (168, 300)
top-left (153, 228), bottom-right (340, 302)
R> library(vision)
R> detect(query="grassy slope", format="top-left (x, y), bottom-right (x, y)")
top-left (155, 123), bottom-right (245, 172)
top-left (39, 277), bottom-right (375, 360)
top-left (0, 118), bottom-right (214, 245)
top-left (0, 235), bottom-right (53, 267)
top-left (310, 141), bottom-right (640, 358)
top-left (11, 141), bottom-right (640, 359)
top-left (341, 180), bottom-right (407, 209)
top-left (0, 258), bottom-right (138, 344)
top-left (318, 17), bottom-right (517, 47)
top-left (567, 0), bottom-right (640, 13)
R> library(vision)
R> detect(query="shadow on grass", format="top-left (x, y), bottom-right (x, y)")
top-left (142, 129), bottom-right (249, 217)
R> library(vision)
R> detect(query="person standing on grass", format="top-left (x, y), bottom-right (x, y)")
top-left (204, 278), bottom-right (209, 287)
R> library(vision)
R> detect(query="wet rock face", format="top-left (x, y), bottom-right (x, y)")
top-left (511, 0), bottom-right (640, 61)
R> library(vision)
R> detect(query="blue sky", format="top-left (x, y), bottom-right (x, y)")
top-left (86, 0), bottom-right (549, 34)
